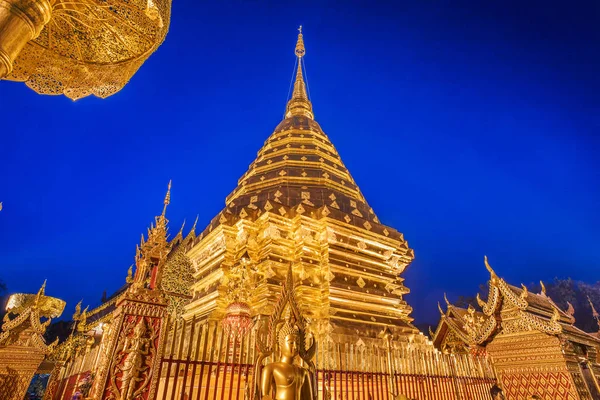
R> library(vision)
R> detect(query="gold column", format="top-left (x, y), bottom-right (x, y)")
top-left (0, 0), bottom-right (53, 77)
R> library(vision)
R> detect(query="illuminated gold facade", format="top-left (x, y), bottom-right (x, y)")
top-left (433, 257), bottom-right (600, 400)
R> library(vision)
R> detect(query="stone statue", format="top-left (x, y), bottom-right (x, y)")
top-left (260, 321), bottom-right (314, 400)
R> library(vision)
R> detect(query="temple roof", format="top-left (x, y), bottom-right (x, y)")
top-left (433, 256), bottom-right (600, 349)
top-left (194, 29), bottom-right (411, 251)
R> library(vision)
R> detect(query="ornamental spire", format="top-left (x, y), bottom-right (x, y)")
top-left (162, 179), bottom-right (171, 218)
top-left (588, 296), bottom-right (600, 332)
top-left (285, 26), bottom-right (314, 120)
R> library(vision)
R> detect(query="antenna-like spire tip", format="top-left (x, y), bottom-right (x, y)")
top-left (295, 26), bottom-right (305, 58)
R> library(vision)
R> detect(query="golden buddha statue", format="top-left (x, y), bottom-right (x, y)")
top-left (260, 321), bottom-right (314, 400)
top-left (253, 266), bottom-right (316, 400)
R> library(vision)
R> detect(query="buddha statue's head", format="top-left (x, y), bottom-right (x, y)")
top-left (278, 321), bottom-right (300, 358)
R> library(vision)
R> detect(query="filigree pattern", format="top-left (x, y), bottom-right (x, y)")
top-left (6, 0), bottom-right (171, 99)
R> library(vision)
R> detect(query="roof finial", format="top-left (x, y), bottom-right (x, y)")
top-left (186, 214), bottom-right (199, 239)
top-left (286, 27), bottom-right (313, 120)
top-left (588, 297), bottom-right (600, 332)
top-left (589, 296), bottom-right (599, 319)
top-left (191, 214), bottom-right (198, 232)
top-left (35, 280), bottom-right (47, 305)
top-left (162, 180), bottom-right (171, 217)
top-left (295, 25), bottom-right (305, 58)
top-left (178, 219), bottom-right (186, 237)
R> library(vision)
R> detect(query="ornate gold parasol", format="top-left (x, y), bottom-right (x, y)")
top-left (0, 0), bottom-right (171, 99)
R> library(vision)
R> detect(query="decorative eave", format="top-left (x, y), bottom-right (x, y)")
top-left (0, 282), bottom-right (65, 354)
top-left (436, 298), bottom-right (496, 347)
top-left (436, 256), bottom-right (600, 354)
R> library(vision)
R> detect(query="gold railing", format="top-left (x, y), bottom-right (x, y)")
top-left (155, 318), bottom-right (497, 400)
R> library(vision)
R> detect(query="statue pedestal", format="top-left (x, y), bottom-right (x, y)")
top-left (0, 344), bottom-right (46, 400)
top-left (93, 288), bottom-right (168, 400)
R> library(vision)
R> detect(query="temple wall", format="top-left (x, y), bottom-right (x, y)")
top-left (487, 332), bottom-right (581, 400)
top-left (49, 342), bottom-right (103, 400)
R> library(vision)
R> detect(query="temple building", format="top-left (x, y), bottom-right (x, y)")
top-left (38, 30), bottom-right (505, 400)
top-left (432, 256), bottom-right (600, 400)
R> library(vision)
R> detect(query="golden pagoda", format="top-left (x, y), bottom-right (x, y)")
top-left (183, 27), bottom-right (416, 341)
top-left (41, 29), bottom-right (499, 400)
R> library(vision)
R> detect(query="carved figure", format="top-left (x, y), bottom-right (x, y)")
top-left (119, 319), bottom-right (150, 400)
top-left (260, 321), bottom-right (314, 400)
top-left (254, 267), bottom-right (316, 400)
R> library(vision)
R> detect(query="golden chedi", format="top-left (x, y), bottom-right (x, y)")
top-left (185, 26), bottom-right (417, 347)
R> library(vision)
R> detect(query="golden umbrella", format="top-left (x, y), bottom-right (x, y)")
top-left (0, 0), bottom-right (170, 99)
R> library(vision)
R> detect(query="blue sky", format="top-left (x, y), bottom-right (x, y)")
top-left (1, 0), bottom-right (598, 324)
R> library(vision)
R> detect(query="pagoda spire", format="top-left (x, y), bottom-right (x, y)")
top-left (162, 179), bottom-right (171, 218)
top-left (285, 26), bottom-right (314, 120)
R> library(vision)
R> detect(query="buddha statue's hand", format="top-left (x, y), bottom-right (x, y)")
top-left (262, 395), bottom-right (273, 400)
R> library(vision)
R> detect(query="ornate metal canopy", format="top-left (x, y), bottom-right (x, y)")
top-left (0, 0), bottom-right (171, 99)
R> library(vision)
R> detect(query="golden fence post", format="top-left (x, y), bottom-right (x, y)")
top-left (382, 330), bottom-right (397, 397)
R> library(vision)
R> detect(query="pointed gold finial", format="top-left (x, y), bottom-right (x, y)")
top-left (162, 180), bottom-right (172, 217)
top-left (476, 293), bottom-right (486, 308)
top-left (191, 215), bottom-right (198, 233)
top-left (443, 292), bottom-right (451, 307)
top-left (588, 296), bottom-right (599, 319)
top-left (34, 280), bottom-right (47, 305)
top-left (483, 255), bottom-right (498, 281)
top-left (73, 300), bottom-right (82, 321)
top-left (286, 27), bottom-right (313, 120)
top-left (540, 280), bottom-right (547, 297)
top-left (437, 302), bottom-right (445, 316)
top-left (185, 215), bottom-right (199, 239)
top-left (126, 265), bottom-right (134, 284)
top-left (566, 301), bottom-right (575, 317)
top-left (37, 280), bottom-right (46, 295)
top-left (178, 219), bottom-right (186, 237)
top-left (295, 25), bottom-right (305, 58)
top-left (77, 306), bottom-right (89, 332)
top-left (520, 284), bottom-right (529, 300)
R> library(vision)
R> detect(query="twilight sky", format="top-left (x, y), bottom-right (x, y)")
top-left (0, 0), bottom-right (598, 325)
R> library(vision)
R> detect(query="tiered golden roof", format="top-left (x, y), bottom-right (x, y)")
top-left (433, 256), bottom-right (600, 349)
top-left (199, 29), bottom-right (411, 250)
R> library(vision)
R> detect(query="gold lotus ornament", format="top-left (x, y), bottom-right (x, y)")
top-left (0, 0), bottom-right (171, 99)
